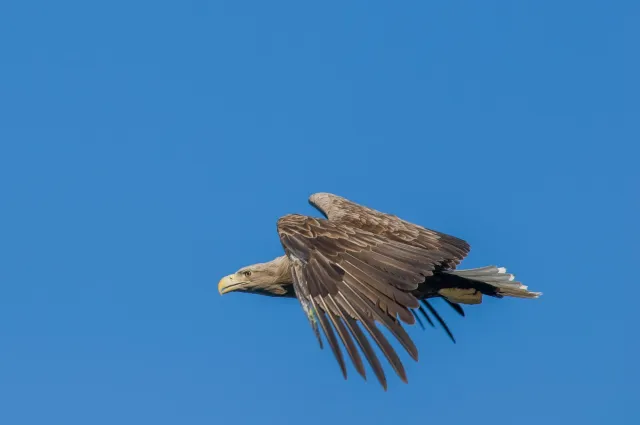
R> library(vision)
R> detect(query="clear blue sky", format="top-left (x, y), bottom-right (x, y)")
top-left (1, 1), bottom-right (638, 424)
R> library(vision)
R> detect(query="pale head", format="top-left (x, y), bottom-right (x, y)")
top-left (217, 255), bottom-right (293, 297)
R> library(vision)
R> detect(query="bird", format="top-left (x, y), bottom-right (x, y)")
top-left (218, 192), bottom-right (541, 390)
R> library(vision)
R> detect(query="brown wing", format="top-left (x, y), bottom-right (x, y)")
top-left (308, 192), bottom-right (470, 269)
top-left (277, 196), bottom-right (470, 389)
top-left (310, 193), bottom-right (471, 343)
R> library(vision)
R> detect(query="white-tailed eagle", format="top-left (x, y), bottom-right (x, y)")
top-left (218, 193), bottom-right (541, 389)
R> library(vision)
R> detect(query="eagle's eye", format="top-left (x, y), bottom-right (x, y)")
top-left (243, 270), bottom-right (252, 277)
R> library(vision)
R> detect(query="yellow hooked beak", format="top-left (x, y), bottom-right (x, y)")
top-left (218, 274), bottom-right (238, 295)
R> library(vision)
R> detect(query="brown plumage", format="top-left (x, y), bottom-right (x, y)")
top-left (218, 192), bottom-right (541, 390)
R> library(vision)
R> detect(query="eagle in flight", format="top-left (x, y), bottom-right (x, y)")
top-left (218, 193), bottom-right (541, 389)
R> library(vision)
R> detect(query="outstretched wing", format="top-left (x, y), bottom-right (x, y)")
top-left (277, 194), bottom-right (471, 389)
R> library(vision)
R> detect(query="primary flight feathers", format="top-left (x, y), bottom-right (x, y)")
top-left (218, 192), bottom-right (541, 390)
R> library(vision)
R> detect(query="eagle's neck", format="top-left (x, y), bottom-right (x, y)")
top-left (268, 255), bottom-right (293, 284)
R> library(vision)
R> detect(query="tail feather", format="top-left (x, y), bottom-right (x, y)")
top-left (442, 265), bottom-right (542, 300)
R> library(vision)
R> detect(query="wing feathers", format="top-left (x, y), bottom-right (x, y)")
top-left (342, 273), bottom-right (415, 324)
top-left (323, 296), bottom-right (367, 380)
top-left (278, 194), bottom-right (472, 389)
top-left (417, 305), bottom-right (435, 328)
top-left (340, 289), bottom-right (408, 384)
top-left (337, 296), bottom-right (389, 389)
top-left (443, 298), bottom-right (466, 317)
top-left (342, 252), bottom-right (418, 292)
top-left (312, 297), bottom-right (348, 378)
top-left (422, 300), bottom-right (456, 343)
top-left (338, 281), bottom-right (418, 363)
top-left (340, 255), bottom-right (419, 310)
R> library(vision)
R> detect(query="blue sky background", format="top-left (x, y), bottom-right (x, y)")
top-left (1, 1), bottom-right (638, 424)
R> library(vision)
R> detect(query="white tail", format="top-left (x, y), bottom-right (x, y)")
top-left (444, 265), bottom-right (542, 299)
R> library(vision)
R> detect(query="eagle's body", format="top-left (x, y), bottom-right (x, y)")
top-left (218, 193), bottom-right (541, 389)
